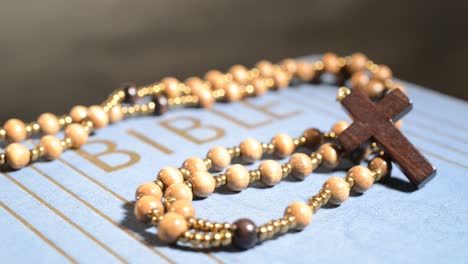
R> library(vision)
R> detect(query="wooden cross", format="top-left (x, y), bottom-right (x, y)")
top-left (337, 88), bottom-right (436, 188)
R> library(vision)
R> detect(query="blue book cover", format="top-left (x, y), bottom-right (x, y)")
top-left (1, 56), bottom-right (467, 264)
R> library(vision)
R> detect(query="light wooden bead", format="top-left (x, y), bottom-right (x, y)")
top-left (318, 143), bottom-right (341, 169)
top-left (226, 164), bottom-right (250, 191)
top-left (348, 166), bottom-right (374, 193)
top-left (272, 133), bottom-right (295, 158)
top-left (331, 121), bottom-right (350, 135)
top-left (303, 128), bottom-right (323, 149)
top-left (351, 71), bottom-right (370, 90)
top-left (162, 77), bottom-right (180, 98)
top-left (158, 212), bottom-right (188, 244)
top-left (224, 82), bottom-right (242, 102)
top-left (190, 171), bottom-right (216, 197)
top-left (65, 124), bottom-right (88, 149)
top-left (134, 195), bottom-right (164, 222)
top-left (256, 60), bottom-right (274, 77)
top-left (183, 157), bottom-right (207, 174)
top-left (259, 160), bottom-right (283, 186)
top-left (40, 135), bottom-right (63, 160)
top-left (289, 153), bottom-right (313, 180)
top-left (158, 167), bottom-right (184, 188)
top-left (194, 87), bottom-right (214, 109)
top-left (108, 106), bottom-right (124, 123)
top-left (284, 201), bottom-right (312, 230)
top-left (240, 138), bottom-right (263, 163)
top-left (69, 105), bottom-right (88, 123)
top-left (87, 106), bottom-right (109, 129)
top-left (251, 78), bottom-right (268, 96)
top-left (5, 143), bottom-right (30, 169)
top-left (374, 65), bottom-right (393, 81)
top-left (165, 183), bottom-right (193, 201)
top-left (186, 77), bottom-right (204, 92)
top-left (207, 146), bottom-right (231, 171)
top-left (37, 113), bottom-right (60, 135)
top-left (168, 200), bottom-right (195, 218)
top-left (296, 61), bottom-right (315, 81)
top-left (395, 120), bottom-right (403, 129)
top-left (135, 182), bottom-right (163, 200)
top-left (364, 79), bottom-right (385, 98)
top-left (273, 70), bottom-right (290, 89)
top-left (348, 52), bottom-right (368, 73)
top-left (229, 65), bottom-right (249, 84)
top-left (323, 52), bottom-right (341, 74)
top-left (323, 177), bottom-right (350, 205)
top-left (281, 58), bottom-right (297, 74)
top-left (368, 157), bottom-right (390, 179)
top-left (205, 70), bottom-right (225, 90)
top-left (4, 119), bottom-right (27, 142)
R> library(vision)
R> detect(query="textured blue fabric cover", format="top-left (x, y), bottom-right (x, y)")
top-left (1, 56), bottom-right (467, 264)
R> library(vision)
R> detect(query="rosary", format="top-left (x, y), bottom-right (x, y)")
top-left (0, 53), bottom-right (436, 250)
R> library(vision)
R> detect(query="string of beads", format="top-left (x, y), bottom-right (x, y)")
top-left (133, 123), bottom-right (392, 249)
top-left (0, 52), bottom-right (404, 170)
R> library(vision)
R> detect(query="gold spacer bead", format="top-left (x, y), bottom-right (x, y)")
top-left (313, 61), bottom-right (324, 71)
top-left (286, 216), bottom-right (296, 229)
top-left (261, 143), bottom-right (275, 154)
top-left (30, 146), bottom-right (45, 161)
top-left (319, 188), bottom-right (332, 204)
top-left (203, 234), bottom-right (212, 248)
top-left (154, 179), bottom-right (165, 191)
top-left (281, 163), bottom-right (292, 178)
top-left (192, 232), bottom-right (203, 247)
top-left (249, 169), bottom-right (261, 182)
top-left (180, 231), bottom-right (192, 243)
top-left (184, 180), bottom-right (193, 190)
top-left (203, 158), bottom-right (213, 169)
top-left (179, 168), bottom-right (191, 180)
top-left (221, 231), bottom-right (232, 246)
top-left (258, 226), bottom-right (268, 242)
top-left (0, 153), bottom-right (6, 165)
top-left (266, 223), bottom-right (275, 239)
top-left (310, 152), bottom-right (323, 169)
top-left (0, 128), bottom-right (6, 140)
top-left (214, 174), bottom-right (227, 187)
top-left (337, 87), bottom-right (351, 101)
top-left (345, 175), bottom-right (355, 188)
top-left (211, 233), bottom-right (222, 247)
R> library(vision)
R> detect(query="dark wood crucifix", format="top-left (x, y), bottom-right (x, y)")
top-left (337, 88), bottom-right (436, 188)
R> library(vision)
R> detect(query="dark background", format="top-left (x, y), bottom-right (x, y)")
top-left (1, 0), bottom-right (467, 123)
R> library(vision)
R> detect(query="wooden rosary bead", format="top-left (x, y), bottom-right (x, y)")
top-left (364, 79), bottom-right (385, 98)
top-left (303, 128), bottom-right (323, 149)
top-left (122, 83), bottom-right (138, 104)
top-left (251, 78), bottom-right (268, 96)
top-left (37, 113), bottom-right (60, 135)
top-left (318, 143), bottom-right (341, 169)
top-left (259, 160), bottom-right (283, 186)
top-left (185, 77), bottom-right (204, 92)
top-left (183, 157), bottom-right (207, 174)
top-left (134, 195), bottom-right (164, 222)
top-left (207, 146), bottom-right (231, 171)
top-left (4, 119), bottom-right (27, 142)
top-left (368, 156), bottom-right (391, 180)
top-left (296, 61), bottom-right (315, 81)
top-left (226, 164), bottom-right (250, 191)
top-left (69, 105), bottom-right (88, 123)
top-left (162, 77), bottom-right (180, 98)
top-left (289, 153), bottom-right (313, 180)
top-left (152, 95), bottom-right (169, 116)
top-left (165, 183), bottom-right (193, 201)
top-left (232, 219), bottom-right (258, 250)
top-left (323, 52), bottom-right (341, 74)
top-left (256, 60), bottom-right (274, 77)
top-left (350, 71), bottom-right (370, 90)
top-left (157, 212), bottom-right (188, 244)
top-left (194, 87), bottom-right (214, 109)
top-left (240, 138), bottom-right (263, 163)
top-left (272, 70), bottom-right (290, 89)
top-left (135, 182), bottom-right (163, 200)
top-left (65, 124), bottom-right (88, 149)
top-left (190, 171), bottom-right (216, 197)
top-left (323, 177), bottom-right (350, 205)
top-left (280, 58), bottom-right (297, 74)
top-left (168, 200), bottom-right (195, 218)
top-left (229, 65), bottom-right (249, 84)
top-left (108, 106), bottom-right (124, 123)
top-left (205, 70), bottom-right (225, 90)
top-left (348, 52), bottom-right (368, 73)
top-left (347, 165), bottom-right (374, 193)
top-left (224, 82), bottom-right (243, 102)
top-left (284, 201), bottom-right (312, 230)
top-left (5, 143), bottom-right (30, 169)
top-left (158, 167), bottom-right (184, 188)
top-left (87, 106), bottom-right (109, 129)
top-left (373, 65), bottom-right (393, 81)
top-left (39, 135), bottom-right (63, 160)
top-left (395, 120), bottom-right (403, 129)
top-left (272, 133), bottom-right (295, 158)
top-left (331, 121), bottom-right (350, 136)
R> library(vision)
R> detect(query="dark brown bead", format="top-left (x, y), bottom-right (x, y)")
top-left (232, 219), bottom-right (258, 250)
top-left (122, 83), bottom-right (138, 104)
top-left (152, 95), bottom-right (169, 116)
top-left (303, 128), bottom-right (323, 149)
